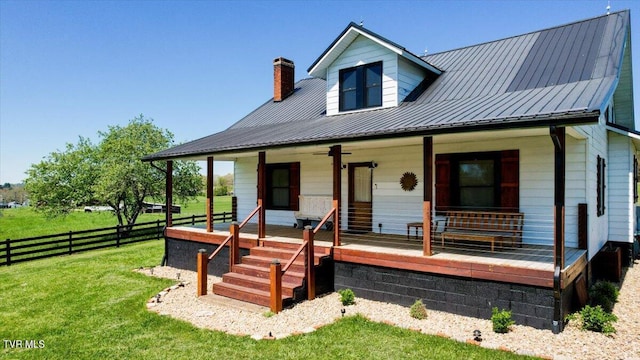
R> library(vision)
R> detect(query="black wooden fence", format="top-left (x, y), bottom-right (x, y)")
top-left (0, 212), bottom-right (233, 266)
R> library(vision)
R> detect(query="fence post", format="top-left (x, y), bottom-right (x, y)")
top-left (270, 260), bottom-right (282, 313)
top-left (304, 227), bottom-right (315, 300)
top-left (68, 231), bottom-right (73, 255)
top-left (116, 224), bottom-right (121, 248)
top-left (157, 219), bottom-right (161, 239)
top-left (192, 214), bottom-right (195, 226)
top-left (197, 249), bottom-right (208, 296)
top-left (5, 239), bottom-right (10, 266)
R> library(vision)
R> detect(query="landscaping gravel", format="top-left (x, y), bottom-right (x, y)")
top-left (138, 259), bottom-right (640, 359)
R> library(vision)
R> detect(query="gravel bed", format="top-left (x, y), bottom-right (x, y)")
top-left (138, 259), bottom-right (640, 359)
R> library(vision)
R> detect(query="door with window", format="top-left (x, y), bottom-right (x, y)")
top-left (348, 163), bottom-right (373, 232)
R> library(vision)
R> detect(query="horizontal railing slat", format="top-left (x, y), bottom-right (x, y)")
top-left (1, 213), bottom-right (213, 266)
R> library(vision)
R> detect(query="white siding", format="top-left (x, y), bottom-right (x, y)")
top-left (608, 132), bottom-right (635, 244)
top-left (574, 123), bottom-right (609, 259)
top-left (397, 57), bottom-right (427, 103)
top-left (326, 35), bottom-right (398, 116)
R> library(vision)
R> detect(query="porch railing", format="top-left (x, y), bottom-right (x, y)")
top-left (340, 204), bottom-right (585, 266)
top-left (196, 205), bottom-right (262, 296)
top-left (269, 207), bottom-right (335, 313)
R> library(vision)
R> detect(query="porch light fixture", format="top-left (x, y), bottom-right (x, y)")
top-left (473, 329), bottom-right (482, 342)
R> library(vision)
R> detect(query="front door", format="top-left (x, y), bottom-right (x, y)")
top-left (348, 163), bottom-right (373, 232)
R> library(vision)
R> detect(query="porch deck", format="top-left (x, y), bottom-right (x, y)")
top-left (166, 223), bottom-right (586, 289)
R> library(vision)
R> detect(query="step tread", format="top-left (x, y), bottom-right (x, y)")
top-left (223, 272), bottom-right (301, 289)
top-left (234, 263), bottom-right (305, 278)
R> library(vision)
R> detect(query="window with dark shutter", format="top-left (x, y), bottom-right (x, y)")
top-left (266, 162), bottom-right (300, 211)
top-left (435, 150), bottom-right (519, 212)
top-left (597, 155), bottom-right (606, 216)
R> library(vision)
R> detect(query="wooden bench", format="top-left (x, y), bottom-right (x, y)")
top-left (293, 195), bottom-right (334, 230)
top-left (440, 211), bottom-right (524, 251)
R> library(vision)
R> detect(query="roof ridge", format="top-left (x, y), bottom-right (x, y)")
top-left (424, 9), bottom-right (629, 59)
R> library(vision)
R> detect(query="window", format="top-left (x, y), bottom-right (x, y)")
top-left (597, 155), bottom-right (606, 216)
top-left (339, 62), bottom-right (382, 111)
top-left (435, 150), bottom-right (519, 211)
top-left (266, 162), bottom-right (300, 210)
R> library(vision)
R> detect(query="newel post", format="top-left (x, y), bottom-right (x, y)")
top-left (304, 226), bottom-right (315, 300)
top-left (196, 249), bottom-right (208, 296)
top-left (230, 222), bottom-right (240, 270)
top-left (270, 260), bottom-right (283, 313)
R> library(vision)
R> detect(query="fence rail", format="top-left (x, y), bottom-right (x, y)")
top-left (0, 212), bottom-right (233, 266)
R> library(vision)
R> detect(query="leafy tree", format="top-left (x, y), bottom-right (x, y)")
top-left (25, 115), bottom-right (202, 228)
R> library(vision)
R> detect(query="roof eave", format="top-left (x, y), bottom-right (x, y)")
top-left (142, 112), bottom-right (599, 162)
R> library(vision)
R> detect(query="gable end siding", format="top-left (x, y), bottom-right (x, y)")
top-left (326, 35), bottom-right (398, 116)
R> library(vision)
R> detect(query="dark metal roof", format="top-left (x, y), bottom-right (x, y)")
top-left (145, 10), bottom-right (630, 161)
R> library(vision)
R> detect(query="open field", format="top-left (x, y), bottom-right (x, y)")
top-left (0, 241), bottom-right (533, 359)
top-left (0, 196), bottom-right (231, 240)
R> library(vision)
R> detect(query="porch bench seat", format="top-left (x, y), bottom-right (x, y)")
top-left (294, 195), bottom-right (334, 230)
top-left (440, 211), bottom-right (524, 252)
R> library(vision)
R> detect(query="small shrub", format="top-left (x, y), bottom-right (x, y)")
top-left (579, 305), bottom-right (617, 334)
top-left (589, 281), bottom-right (619, 313)
top-left (409, 300), bottom-right (428, 320)
top-left (338, 288), bottom-right (355, 306)
top-left (491, 307), bottom-right (515, 333)
top-left (263, 311), bottom-right (275, 318)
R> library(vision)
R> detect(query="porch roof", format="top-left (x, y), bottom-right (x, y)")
top-left (144, 11), bottom-right (629, 162)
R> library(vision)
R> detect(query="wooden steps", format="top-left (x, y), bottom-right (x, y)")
top-left (212, 242), bottom-right (331, 308)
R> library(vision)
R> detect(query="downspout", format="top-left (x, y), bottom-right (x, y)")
top-left (550, 126), bottom-right (565, 334)
top-left (150, 161), bottom-right (169, 266)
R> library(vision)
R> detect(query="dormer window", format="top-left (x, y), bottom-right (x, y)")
top-left (339, 62), bottom-right (382, 111)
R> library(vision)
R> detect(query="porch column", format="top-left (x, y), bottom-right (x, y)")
top-left (206, 156), bottom-right (214, 232)
top-left (550, 125), bottom-right (565, 334)
top-left (423, 137), bottom-right (433, 256)
top-left (330, 145), bottom-right (342, 247)
top-left (166, 160), bottom-right (173, 227)
top-left (257, 151), bottom-right (266, 239)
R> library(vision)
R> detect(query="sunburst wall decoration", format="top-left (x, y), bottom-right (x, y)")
top-left (400, 172), bottom-right (418, 191)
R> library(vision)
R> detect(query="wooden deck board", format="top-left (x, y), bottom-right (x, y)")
top-left (168, 224), bottom-right (586, 289)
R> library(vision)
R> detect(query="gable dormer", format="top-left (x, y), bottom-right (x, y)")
top-left (308, 22), bottom-right (441, 116)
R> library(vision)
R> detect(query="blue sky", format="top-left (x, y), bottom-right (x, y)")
top-left (1, 0), bottom-right (638, 184)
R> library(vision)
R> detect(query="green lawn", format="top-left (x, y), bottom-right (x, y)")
top-left (0, 196), bottom-right (231, 240)
top-left (0, 241), bottom-right (536, 359)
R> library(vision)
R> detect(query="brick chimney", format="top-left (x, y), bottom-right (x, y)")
top-left (273, 57), bottom-right (295, 102)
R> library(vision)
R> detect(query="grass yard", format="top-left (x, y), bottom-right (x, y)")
top-left (0, 196), bottom-right (231, 240)
top-left (0, 241), bottom-right (536, 360)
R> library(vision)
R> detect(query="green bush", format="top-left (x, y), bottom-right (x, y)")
top-left (491, 307), bottom-right (515, 333)
top-left (409, 299), bottom-right (428, 320)
top-left (338, 288), bottom-right (355, 306)
top-left (579, 305), bottom-right (617, 333)
top-left (589, 281), bottom-right (619, 313)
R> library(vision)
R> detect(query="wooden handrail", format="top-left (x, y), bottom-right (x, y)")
top-left (239, 205), bottom-right (261, 229)
top-left (282, 239), bottom-right (308, 274)
top-left (313, 207), bottom-right (336, 235)
top-left (208, 234), bottom-right (233, 261)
